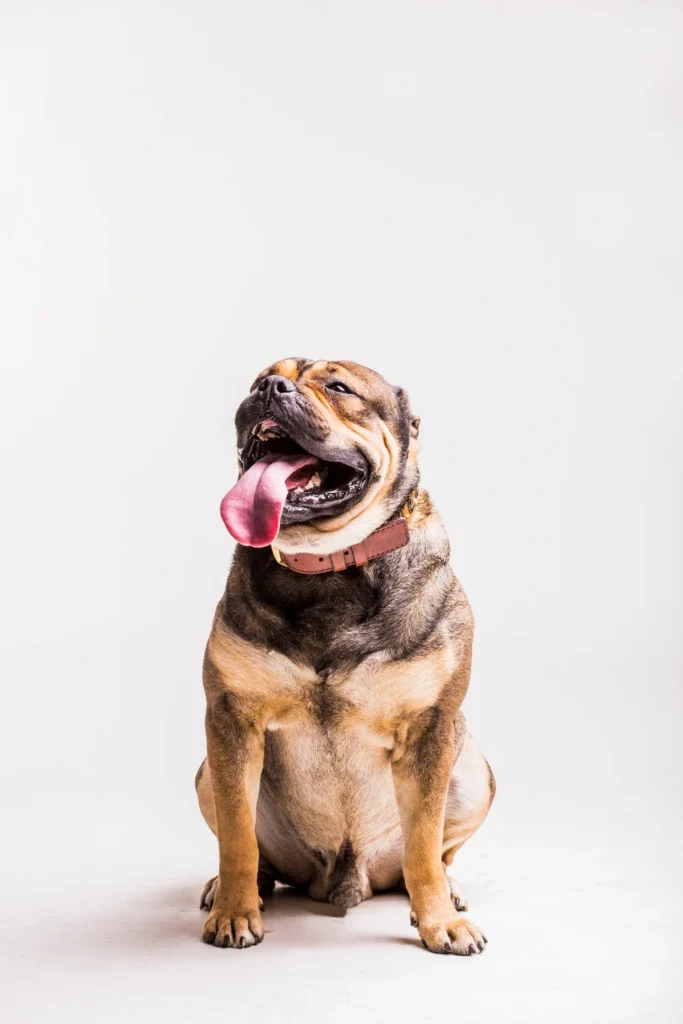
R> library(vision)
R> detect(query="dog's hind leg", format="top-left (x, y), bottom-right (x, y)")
top-left (440, 731), bottom-right (495, 912)
top-left (195, 757), bottom-right (216, 834)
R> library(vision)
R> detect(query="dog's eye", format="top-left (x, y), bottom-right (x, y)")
top-left (326, 381), bottom-right (354, 395)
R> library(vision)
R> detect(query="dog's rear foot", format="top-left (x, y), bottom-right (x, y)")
top-left (200, 876), bottom-right (220, 911)
top-left (446, 875), bottom-right (468, 912)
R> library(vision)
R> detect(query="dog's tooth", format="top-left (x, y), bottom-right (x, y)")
top-left (254, 421), bottom-right (285, 441)
top-left (304, 472), bottom-right (322, 491)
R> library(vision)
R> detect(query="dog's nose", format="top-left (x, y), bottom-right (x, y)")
top-left (257, 375), bottom-right (296, 400)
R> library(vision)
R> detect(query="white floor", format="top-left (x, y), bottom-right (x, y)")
top-left (3, 801), bottom-right (681, 1024)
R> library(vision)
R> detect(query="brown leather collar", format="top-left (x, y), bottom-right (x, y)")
top-left (271, 493), bottom-right (416, 574)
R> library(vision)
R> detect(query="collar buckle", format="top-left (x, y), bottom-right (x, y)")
top-left (271, 544), bottom-right (284, 565)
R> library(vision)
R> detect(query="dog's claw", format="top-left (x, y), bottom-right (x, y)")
top-left (418, 915), bottom-right (487, 955)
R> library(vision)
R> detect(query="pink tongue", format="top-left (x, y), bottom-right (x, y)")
top-left (220, 453), bottom-right (321, 547)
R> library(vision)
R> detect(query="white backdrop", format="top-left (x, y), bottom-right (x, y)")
top-left (1, 2), bottom-right (681, 1022)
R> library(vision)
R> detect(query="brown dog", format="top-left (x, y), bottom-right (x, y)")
top-left (195, 358), bottom-right (494, 954)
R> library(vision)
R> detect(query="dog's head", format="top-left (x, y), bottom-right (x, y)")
top-left (220, 358), bottom-right (420, 554)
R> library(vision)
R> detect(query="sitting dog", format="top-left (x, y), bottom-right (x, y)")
top-left (195, 358), bottom-right (495, 954)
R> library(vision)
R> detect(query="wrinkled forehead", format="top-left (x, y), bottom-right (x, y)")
top-left (252, 358), bottom-right (399, 418)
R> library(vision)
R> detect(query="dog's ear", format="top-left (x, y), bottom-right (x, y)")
top-left (394, 386), bottom-right (420, 440)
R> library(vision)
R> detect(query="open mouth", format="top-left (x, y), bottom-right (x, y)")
top-left (220, 419), bottom-right (369, 548)
top-left (241, 421), bottom-right (368, 511)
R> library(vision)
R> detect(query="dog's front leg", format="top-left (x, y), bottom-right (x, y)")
top-left (392, 714), bottom-right (487, 955)
top-left (202, 694), bottom-right (265, 949)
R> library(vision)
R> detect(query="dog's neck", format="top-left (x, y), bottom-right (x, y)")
top-left (271, 489), bottom-right (418, 575)
top-left (223, 488), bottom-right (452, 672)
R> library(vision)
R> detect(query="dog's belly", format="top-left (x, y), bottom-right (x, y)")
top-left (244, 644), bottom-right (461, 900)
top-left (257, 718), bottom-right (404, 899)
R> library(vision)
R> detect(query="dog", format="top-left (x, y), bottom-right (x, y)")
top-left (195, 358), bottom-right (495, 954)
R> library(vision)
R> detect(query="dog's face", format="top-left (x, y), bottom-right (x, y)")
top-left (222, 358), bottom-right (420, 554)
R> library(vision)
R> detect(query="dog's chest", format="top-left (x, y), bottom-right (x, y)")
top-left (261, 644), bottom-right (453, 740)
top-left (210, 616), bottom-right (455, 735)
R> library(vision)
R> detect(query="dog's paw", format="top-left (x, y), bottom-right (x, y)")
top-left (446, 875), bottom-right (468, 912)
top-left (202, 905), bottom-right (264, 949)
top-left (413, 909), bottom-right (487, 955)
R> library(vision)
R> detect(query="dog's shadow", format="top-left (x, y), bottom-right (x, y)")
top-left (39, 881), bottom-right (361, 964)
